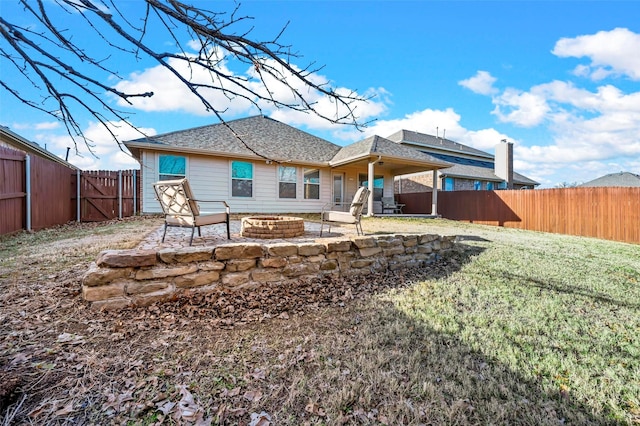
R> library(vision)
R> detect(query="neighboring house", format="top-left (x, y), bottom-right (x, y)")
top-left (385, 130), bottom-right (539, 192)
top-left (579, 172), bottom-right (640, 187)
top-left (0, 125), bottom-right (78, 170)
top-left (0, 126), bottom-right (79, 234)
top-left (124, 115), bottom-right (451, 215)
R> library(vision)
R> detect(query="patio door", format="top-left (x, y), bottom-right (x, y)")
top-left (332, 173), bottom-right (344, 206)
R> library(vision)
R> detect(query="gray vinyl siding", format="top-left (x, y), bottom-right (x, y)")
top-left (141, 151), bottom-right (394, 215)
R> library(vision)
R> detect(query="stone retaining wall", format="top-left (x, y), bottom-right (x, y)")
top-left (82, 233), bottom-right (456, 310)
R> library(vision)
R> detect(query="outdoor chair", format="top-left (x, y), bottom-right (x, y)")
top-left (320, 186), bottom-right (370, 236)
top-left (381, 196), bottom-right (405, 214)
top-left (153, 178), bottom-right (230, 246)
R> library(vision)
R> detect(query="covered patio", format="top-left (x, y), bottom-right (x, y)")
top-left (328, 135), bottom-right (451, 217)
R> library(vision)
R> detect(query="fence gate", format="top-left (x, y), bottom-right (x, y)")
top-left (74, 170), bottom-right (139, 222)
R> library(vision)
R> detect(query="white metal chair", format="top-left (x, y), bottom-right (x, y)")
top-left (153, 178), bottom-right (230, 245)
top-left (320, 186), bottom-right (370, 236)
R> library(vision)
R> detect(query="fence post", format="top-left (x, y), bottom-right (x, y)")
top-left (25, 154), bottom-right (31, 231)
top-left (133, 170), bottom-right (137, 216)
top-left (77, 169), bottom-right (81, 222)
top-left (118, 170), bottom-right (123, 219)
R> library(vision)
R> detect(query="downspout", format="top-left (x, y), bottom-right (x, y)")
top-left (367, 155), bottom-right (382, 217)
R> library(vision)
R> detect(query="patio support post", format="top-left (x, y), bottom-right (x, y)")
top-left (367, 158), bottom-right (377, 217)
top-left (432, 170), bottom-right (438, 215)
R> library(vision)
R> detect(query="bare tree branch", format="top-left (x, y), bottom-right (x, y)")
top-left (0, 0), bottom-right (372, 159)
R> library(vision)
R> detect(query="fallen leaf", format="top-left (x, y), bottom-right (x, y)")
top-left (249, 411), bottom-right (271, 426)
top-left (56, 333), bottom-right (85, 345)
top-left (11, 352), bottom-right (30, 365)
top-left (176, 384), bottom-right (202, 422)
top-left (243, 389), bottom-right (263, 402)
top-left (54, 402), bottom-right (75, 416)
top-left (305, 401), bottom-right (326, 417)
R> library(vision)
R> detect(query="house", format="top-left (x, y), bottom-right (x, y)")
top-left (124, 115), bottom-right (452, 215)
top-left (0, 126), bottom-right (78, 170)
top-left (579, 172), bottom-right (640, 187)
top-left (385, 130), bottom-right (539, 192)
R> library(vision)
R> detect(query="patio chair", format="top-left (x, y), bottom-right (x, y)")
top-left (381, 196), bottom-right (405, 214)
top-left (320, 186), bottom-right (370, 236)
top-left (153, 178), bottom-right (230, 246)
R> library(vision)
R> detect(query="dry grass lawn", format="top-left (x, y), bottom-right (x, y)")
top-left (1, 216), bottom-right (639, 425)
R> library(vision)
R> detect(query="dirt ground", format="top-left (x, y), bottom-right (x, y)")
top-left (0, 216), bottom-right (470, 425)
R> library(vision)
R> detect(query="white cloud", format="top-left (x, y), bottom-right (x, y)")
top-left (34, 121), bottom-right (60, 130)
top-left (333, 107), bottom-right (512, 154)
top-left (112, 45), bottom-right (386, 134)
top-left (246, 60), bottom-right (389, 131)
top-left (33, 121), bottom-right (153, 170)
top-left (492, 88), bottom-right (550, 127)
top-left (112, 55), bottom-right (255, 116)
top-left (459, 71), bottom-right (498, 95)
top-left (552, 28), bottom-right (640, 81)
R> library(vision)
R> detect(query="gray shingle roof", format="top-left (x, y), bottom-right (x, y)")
top-left (126, 115), bottom-right (342, 164)
top-left (386, 129), bottom-right (493, 159)
top-left (330, 135), bottom-right (450, 167)
top-left (579, 172), bottom-right (640, 187)
top-left (126, 116), bottom-right (451, 169)
top-left (441, 163), bottom-right (539, 186)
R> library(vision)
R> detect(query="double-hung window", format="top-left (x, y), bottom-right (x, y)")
top-left (158, 155), bottom-right (186, 180)
top-left (303, 168), bottom-right (320, 199)
top-left (231, 161), bottom-right (253, 197)
top-left (279, 166), bottom-right (297, 199)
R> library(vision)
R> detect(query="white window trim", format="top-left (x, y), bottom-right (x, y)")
top-left (230, 159), bottom-right (255, 199)
top-left (277, 165), bottom-right (298, 200)
top-left (158, 153), bottom-right (187, 181)
top-left (303, 167), bottom-right (321, 200)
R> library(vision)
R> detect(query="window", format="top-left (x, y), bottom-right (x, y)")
top-left (444, 177), bottom-right (454, 191)
top-left (474, 180), bottom-right (482, 190)
top-left (486, 181), bottom-right (494, 190)
top-left (358, 174), bottom-right (383, 201)
top-left (278, 166), bottom-right (297, 199)
top-left (231, 161), bottom-right (253, 197)
top-left (158, 155), bottom-right (186, 180)
top-left (498, 181), bottom-right (508, 190)
top-left (303, 168), bottom-right (320, 199)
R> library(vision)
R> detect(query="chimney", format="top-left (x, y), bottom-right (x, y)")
top-left (495, 139), bottom-right (513, 189)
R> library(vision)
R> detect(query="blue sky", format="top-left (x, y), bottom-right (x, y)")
top-left (2, 1), bottom-right (640, 187)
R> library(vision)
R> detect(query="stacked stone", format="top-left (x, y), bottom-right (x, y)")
top-left (82, 233), bottom-right (455, 310)
top-left (240, 216), bottom-right (305, 239)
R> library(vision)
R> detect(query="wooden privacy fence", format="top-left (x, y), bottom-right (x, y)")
top-left (397, 188), bottom-right (640, 244)
top-left (1, 145), bottom-right (140, 234)
top-left (72, 170), bottom-right (140, 222)
top-left (1, 146), bottom-right (74, 234)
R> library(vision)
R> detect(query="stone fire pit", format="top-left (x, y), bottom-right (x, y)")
top-left (240, 216), bottom-right (305, 239)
